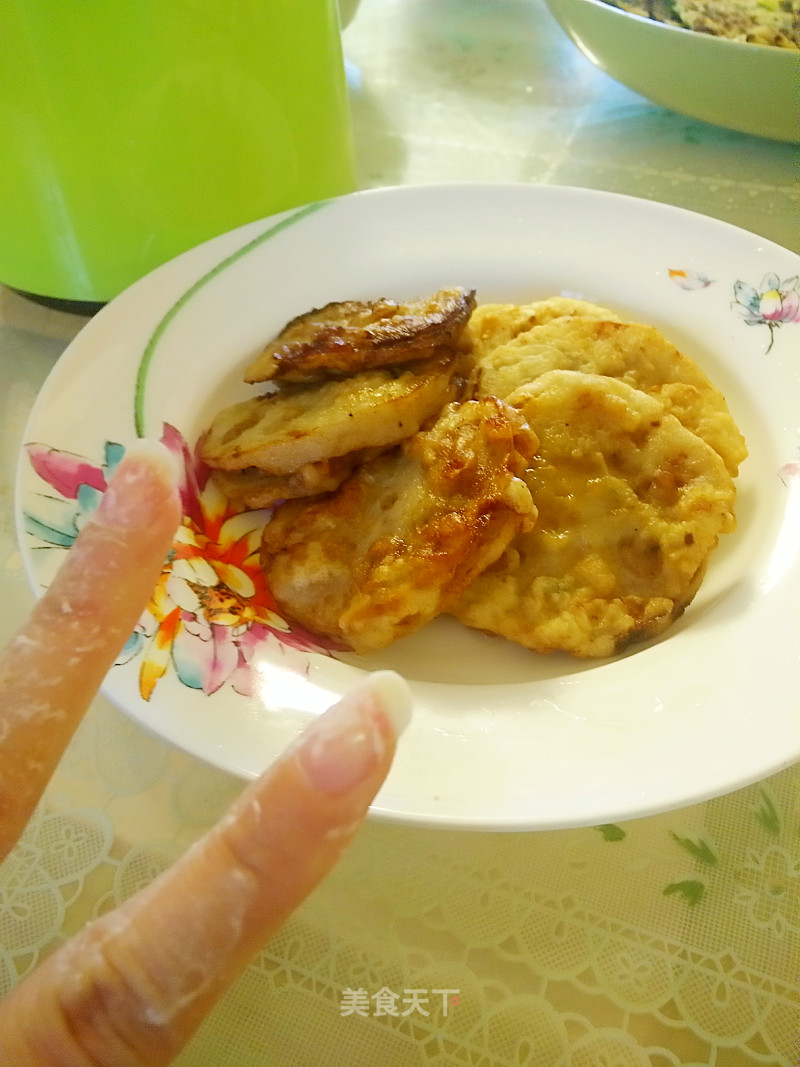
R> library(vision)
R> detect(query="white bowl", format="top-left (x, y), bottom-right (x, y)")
top-left (543, 0), bottom-right (799, 142)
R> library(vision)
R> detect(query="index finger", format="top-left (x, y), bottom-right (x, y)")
top-left (0, 440), bottom-right (182, 859)
top-left (0, 670), bottom-right (412, 1067)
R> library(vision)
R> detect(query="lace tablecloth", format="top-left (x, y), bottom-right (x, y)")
top-left (1, 1), bottom-right (798, 1064)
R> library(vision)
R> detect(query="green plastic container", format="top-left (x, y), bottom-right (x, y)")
top-left (0, 1), bottom-right (355, 305)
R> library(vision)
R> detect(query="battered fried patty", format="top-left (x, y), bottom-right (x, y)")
top-left (201, 354), bottom-right (464, 476)
top-left (208, 451), bottom-right (381, 510)
top-left (260, 397), bottom-right (538, 653)
top-left (462, 296), bottom-right (620, 360)
top-left (452, 370), bottom-right (737, 658)
top-left (472, 315), bottom-right (747, 476)
top-left (244, 286), bottom-right (477, 383)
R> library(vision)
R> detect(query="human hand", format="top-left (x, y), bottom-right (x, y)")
top-left (0, 441), bottom-right (411, 1065)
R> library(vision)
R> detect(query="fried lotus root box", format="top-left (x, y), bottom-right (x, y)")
top-left (201, 290), bottom-right (745, 659)
top-left (453, 370), bottom-right (738, 658)
top-left (201, 286), bottom-right (478, 507)
top-left (260, 397), bottom-right (538, 653)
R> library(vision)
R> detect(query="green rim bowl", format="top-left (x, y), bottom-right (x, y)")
top-left (542, 0), bottom-right (800, 142)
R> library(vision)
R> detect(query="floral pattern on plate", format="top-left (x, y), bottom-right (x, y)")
top-left (669, 267), bottom-right (800, 354)
top-left (668, 268), bottom-right (714, 290)
top-left (779, 450), bottom-right (800, 485)
top-left (23, 424), bottom-right (336, 702)
top-left (732, 272), bottom-right (800, 352)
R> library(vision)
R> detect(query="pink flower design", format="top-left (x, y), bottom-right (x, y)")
top-left (732, 273), bottom-right (800, 352)
top-left (24, 426), bottom-right (337, 701)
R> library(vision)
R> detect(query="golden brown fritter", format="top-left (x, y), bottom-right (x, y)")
top-left (200, 289), bottom-right (746, 662)
top-left (208, 451), bottom-right (381, 510)
top-left (463, 296), bottom-right (619, 361)
top-left (244, 286), bottom-right (477, 383)
top-left (473, 315), bottom-right (747, 476)
top-left (452, 370), bottom-right (737, 658)
top-left (260, 397), bottom-right (538, 653)
top-left (201, 354), bottom-right (465, 475)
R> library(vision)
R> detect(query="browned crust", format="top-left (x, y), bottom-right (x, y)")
top-left (244, 287), bottom-right (477, 383)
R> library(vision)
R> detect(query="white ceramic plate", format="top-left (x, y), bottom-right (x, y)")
top-left (16, 184), bottom-right (800, 830)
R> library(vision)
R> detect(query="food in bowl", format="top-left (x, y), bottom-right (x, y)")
top-left (542, 0), bottom-right (800, 140)
top-left (201, 289), bottom-right (745, 658)
top-left (606, 0), bottom-right (799, 49)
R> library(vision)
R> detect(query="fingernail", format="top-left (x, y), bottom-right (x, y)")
top-left (297, 671), bottom-right (413, 795)
top-left (94, 439), bottom-right (181, 530)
